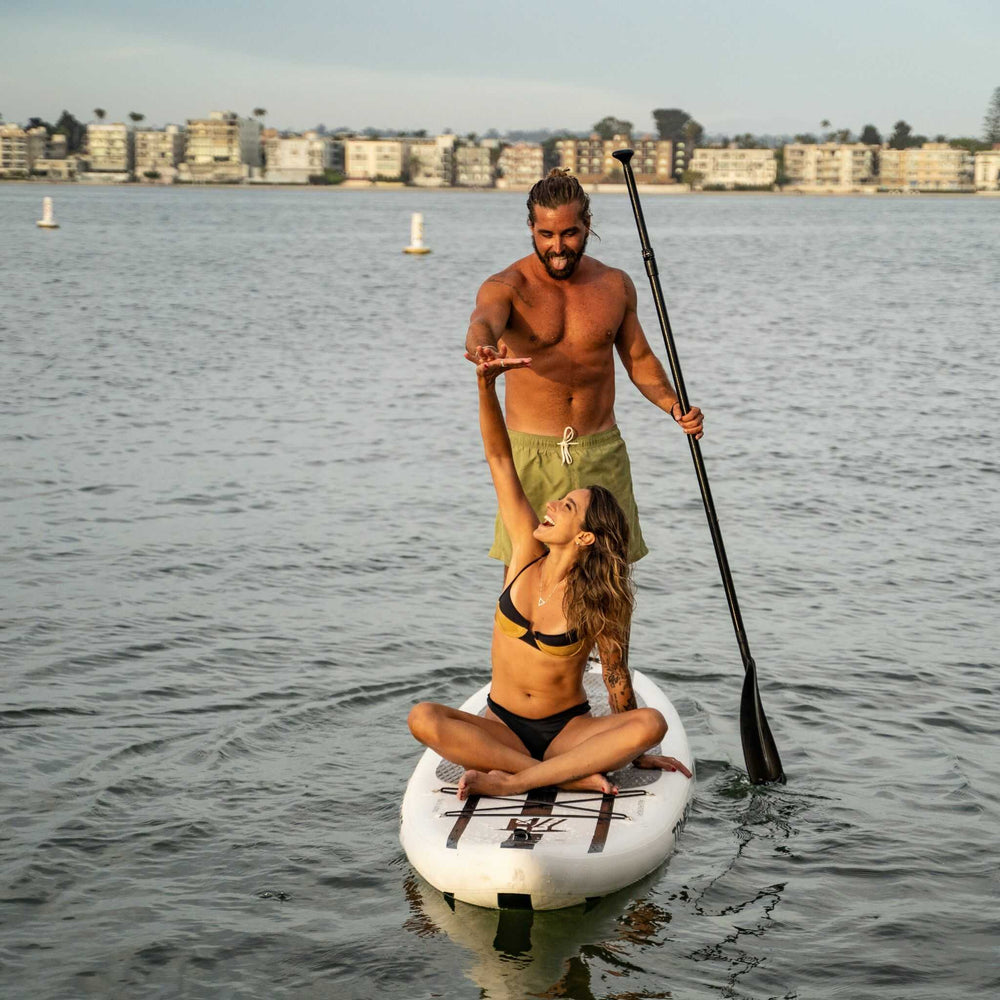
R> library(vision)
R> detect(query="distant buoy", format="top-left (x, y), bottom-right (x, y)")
top-left (36, 197), bottom-right (59, 229)
top-left (403, 212), bottom-right (431, 254)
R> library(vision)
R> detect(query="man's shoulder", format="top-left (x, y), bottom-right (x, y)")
top-left (480, 257), bottom-right (533, 296)
top-left (582, 256), bottom-right (630, 284)
top-left (573, 257), bottom-right (634, 302)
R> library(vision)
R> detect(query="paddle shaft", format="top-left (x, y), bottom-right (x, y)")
top-left (612, 149), bottom-right (784, 784)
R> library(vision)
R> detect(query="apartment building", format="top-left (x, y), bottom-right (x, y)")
top-left (629, 136), bottom-right (674, 180)
top-left (496, 142), bottom-right (544, 187)
top-left (407, 135), bottom-right (455, 187)
top-left (344, 138), bottom-right (408, 181)
top-left (688, 147), bottom-right (777, 189)
top-left (47, 134), bottom-right (68, 159)
top-left (0, 124), bottom-right (30, 177)
top-left (974, 149), bottom-right (1000, 191)
top-left (555, 134), bottom-right (673, 181)
top-left (879, 143), bottom-right (973, 191)
top-left (85, 122), bottom-right (135, 174)
top-left (453, 144), bottom-right (494, 187)
top-left (135, 125), bottom-right (186, 182)
top-left (25, 126), bottom-right (51, 165)
top-left (783, 143), bottom-right (876, 190)
top-left (262, 132), bottom-right (338, 183)
top-left (0, 125), bottom-right (78, 178)
top-left (555, 135), bottom-right (608, 179)
top-left (180, 111), bottom-right (262, 183)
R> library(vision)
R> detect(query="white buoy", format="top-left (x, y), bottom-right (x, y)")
top-left (403, 212), bottom-right (431, 254)
top-left (36, 197), bottom-right (59, 229)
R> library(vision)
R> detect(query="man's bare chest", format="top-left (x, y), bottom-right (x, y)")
top-left (505, 284), bottom-right (624, 350)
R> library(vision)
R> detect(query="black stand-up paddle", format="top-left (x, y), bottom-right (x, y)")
top-left (612, 148), bottom-right (785, 785)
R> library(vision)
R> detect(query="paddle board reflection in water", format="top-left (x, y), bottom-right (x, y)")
top-left (403, 870), bottom-right (673, 999)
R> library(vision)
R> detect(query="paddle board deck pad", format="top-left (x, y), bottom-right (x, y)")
top-left (399, 666), bottom-right (694, 910)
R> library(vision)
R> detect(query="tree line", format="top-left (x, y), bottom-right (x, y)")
top-left (587, 97), bottom-right (999, 152)
top-left (5, 89), bottom-right (999, 155)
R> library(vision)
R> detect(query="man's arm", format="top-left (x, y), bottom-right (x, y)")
top-left (465, 278), bottom-right (514, 359)
top-left (614, 272), bottom-right (704, 438)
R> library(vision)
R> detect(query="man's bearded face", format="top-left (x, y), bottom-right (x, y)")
top-left (532, 231), bottom-right (589, 279)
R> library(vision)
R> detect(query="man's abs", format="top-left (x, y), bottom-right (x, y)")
top-left (504, 366), bottom-right (617, 436)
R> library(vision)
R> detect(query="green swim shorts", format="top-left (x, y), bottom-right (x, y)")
top-left (490, 425), bottom-right (649, 564)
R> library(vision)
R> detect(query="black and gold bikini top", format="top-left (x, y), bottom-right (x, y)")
top-left (494, 556), bottom-right (588, 658)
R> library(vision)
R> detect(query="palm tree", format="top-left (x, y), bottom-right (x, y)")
top-left (94, 108), bottom-right (106, 121)
top-left (253, 108), bottom-right (267, 122)
top-left (128, 112), bottom-right (145, 124)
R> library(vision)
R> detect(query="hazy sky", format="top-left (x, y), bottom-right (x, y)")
top-left (3, 1), bottom-right (997, 138)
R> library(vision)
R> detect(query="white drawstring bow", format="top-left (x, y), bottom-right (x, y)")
top-left (558, 426), bottom-right (576, 465)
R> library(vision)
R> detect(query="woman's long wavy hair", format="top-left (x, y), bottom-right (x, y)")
top-left (563, 485), bottom-right (634, 658)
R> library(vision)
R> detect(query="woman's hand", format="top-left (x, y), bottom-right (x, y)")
top-left (464, 344), bottom-right (532, 385)
top-left (634, 754), bottom-right (693, 778)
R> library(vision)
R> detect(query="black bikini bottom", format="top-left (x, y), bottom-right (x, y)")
top-left (486, 694), bottom-right (591, 761)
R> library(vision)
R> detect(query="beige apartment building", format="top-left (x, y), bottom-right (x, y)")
top-left (454, 144), bottom-right (494, 187)
top-left (26, 126), bottom-right (49, 165)
top-left (783, 143), bottom-right (876, 190)
top-left (408, 134), bottom-right (455, 186)
top-left (496, 142), bottom-right (543, 187)
top-left (974, 149), bottom-right (1000, 191)
top-left (0, 124), bottom-right (30, 177)
top-left (344, 138), bottom-right (408, 181)
top-left (879, 143), bottom-right (973, 191)
top-left (1, 125), bottom-right (78, 179)
top-left (85, 122), bottom-right (135, 175)
top-left (688, 147), bottom-right (777, 189)
top-left (556, 134), bottom-right (672, 181)
top-left (47, 134), bottom-right (68, 160)
top-left (261, 132), bottom-right (338, 183)
top-left (135, 126), bottom-right (186, 182)
top-left (629, 136), bottom-right (674, 180)
top-left (555, 135), bottom-right (607, 178)
top-left (180, 111), bottom-right (262, 183)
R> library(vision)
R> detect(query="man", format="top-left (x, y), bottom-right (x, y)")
top-left (464, 168), bottom-right (704, 565)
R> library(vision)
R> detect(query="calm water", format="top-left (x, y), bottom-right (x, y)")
top-left (1, 184), bottom-right (997, 999)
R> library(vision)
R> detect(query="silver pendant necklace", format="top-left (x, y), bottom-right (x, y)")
top-left (538, 575), bottom-right (563, 607)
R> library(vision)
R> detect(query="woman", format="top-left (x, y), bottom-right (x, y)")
top-left (407, 346), bottom-right (691, 800)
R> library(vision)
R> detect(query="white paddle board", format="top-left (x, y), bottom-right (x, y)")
top-left (400, 665), bottom-right (694, 910)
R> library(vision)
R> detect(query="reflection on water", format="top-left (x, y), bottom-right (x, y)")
top-left (400, 774), bottom-right (805, 1000)
top-left (403, 870), bottom-right (674, 999)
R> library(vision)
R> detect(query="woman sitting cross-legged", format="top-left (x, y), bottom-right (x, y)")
top-left (407, 346), bottom-right (692, 800)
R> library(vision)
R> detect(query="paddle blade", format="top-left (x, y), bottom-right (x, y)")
top-left (740, 657), bottom-right (785, 784)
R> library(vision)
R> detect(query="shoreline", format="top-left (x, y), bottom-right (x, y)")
top-left (3, 178), bottom-right (996, 197)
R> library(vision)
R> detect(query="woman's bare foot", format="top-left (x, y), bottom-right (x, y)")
top-left (457, 769), bottom-right (514, 800)
top-left (559, 773), bottom-right (619, 795)
top-left (458, 768), bottom-right (617, 799)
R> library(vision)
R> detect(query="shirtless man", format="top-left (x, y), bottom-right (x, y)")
top-left (464, 169), bottom-right (704, 565)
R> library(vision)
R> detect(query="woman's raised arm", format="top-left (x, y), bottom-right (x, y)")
top-left (467, 346), bottom-right (542, 560)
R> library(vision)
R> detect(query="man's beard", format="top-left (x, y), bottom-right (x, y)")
top-left (532, 233), bottom-right (588, 280)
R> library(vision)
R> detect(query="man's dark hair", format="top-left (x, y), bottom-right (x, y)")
top-left (526, 168), bottom-right (592, 230)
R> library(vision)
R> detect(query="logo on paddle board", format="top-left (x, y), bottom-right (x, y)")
top-left (501, 817), bottom-right (567, 849)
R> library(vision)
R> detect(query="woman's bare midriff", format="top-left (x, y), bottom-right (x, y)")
top-left (489, 635), bottom-right (589, 719)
